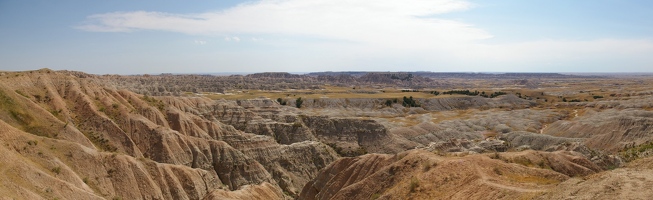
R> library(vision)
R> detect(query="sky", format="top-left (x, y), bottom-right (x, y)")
top-left (1, 0), bottom-right (653, 74)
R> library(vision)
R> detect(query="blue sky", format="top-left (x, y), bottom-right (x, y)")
top-left (1, 0), bottom-right (653, 74)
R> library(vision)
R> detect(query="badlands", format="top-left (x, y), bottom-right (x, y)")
top-left (1, 69), bottom-right (653, 199)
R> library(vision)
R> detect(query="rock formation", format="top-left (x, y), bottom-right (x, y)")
top-left (0, 69), bottom-right (338, 199)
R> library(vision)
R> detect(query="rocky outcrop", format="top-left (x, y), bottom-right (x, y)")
top-left (501, 131), bottom-right (585, 151)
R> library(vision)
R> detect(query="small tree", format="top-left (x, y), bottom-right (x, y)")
top-left (385, 99), bottom-right (393, 107)
top-left (276, 98), bottom-right (287, 105)
top-left (295, 97), bottom-right (303, 108)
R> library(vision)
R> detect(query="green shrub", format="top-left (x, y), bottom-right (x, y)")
top-left (295, 97), bottom-right (303, 108)
top-left (51, 167), bottom-right (61, 174)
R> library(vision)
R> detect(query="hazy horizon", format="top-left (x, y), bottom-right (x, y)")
top-left (8, 68), bottom-right (653, 77)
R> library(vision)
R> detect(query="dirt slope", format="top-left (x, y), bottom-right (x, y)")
top-left (299, 150), bottom-right (603, 200)
top-left (536, 156), bottom-right (653, 200)
top-left (544, 108), bottom-right (653, 152)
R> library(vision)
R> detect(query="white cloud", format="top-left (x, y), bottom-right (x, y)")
top-left (194, 40), bottom-right (207, 45)
top-left (76, 0), bottom-right (488, 49)
top-left (224, 36), bottom-right (240, 42)
top-left (75, 0), bottom-right (653, 72)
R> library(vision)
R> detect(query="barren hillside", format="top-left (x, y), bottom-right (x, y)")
top-left (0, 69), bottom-right (337, 199)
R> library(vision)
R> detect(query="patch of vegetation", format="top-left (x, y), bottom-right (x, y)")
top-left (409, 176), bottom-right (420, 193)
top-left (84, 131), bottom-right (118, 152)
top-left (4, 102), bottom-right (51, 137)
top-left (493, 167), bottom-right (502, 175)
top-left (326, 143), bottom-right (368, 157)
top-left (443, 90), bottom-right (480, 96)
top-left (326, 143), bottom-right (343, 155)
top-left (276, 98), bottom-right (287, 105)
top-left (536, 160), bottom-right (553, 170)
top-left (27, 140), bottom-right (38, 146)
top-left (32, 94), bottom-right (41, 102)
top-left (354, 146), bottom-right (368, 156)
top-left (295, 97), bottom-right (303, 108)
top-left (402, 96), bottom-right (420, 107)
top-left (511, 157), bottom-right (534, 167)
top-left (51, 166), bottom-right (61, 175)
top-left (489, 152), bottom-right (501, 159)
top-left (621, 141), bottom-right (653, 161)
top-left (422, 160), bottom-right (436, 172)
top-left (384, 99), bottom-right (393, 107)
top-left (107, 168), bottom-right (116, 177)
top-left (141, 95), bottom-right (165, 111)
top-left (10, 109), bottom-right (33, 125)
top-left (14, 90), bottom-right (28, 98)
top-left (50, 109), bottom-right (62, 117)
top-left (482, 91), bottom-right (507, 98)
top-left (0, 89), bottom-right (15, 107)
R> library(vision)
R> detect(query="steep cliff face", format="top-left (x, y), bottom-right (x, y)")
top-left (299, 150), bottom-right (604, 200)
top-left (0, 70), bottom-right (339, 199)
top-left (195, 98), bottom-right (415, 155)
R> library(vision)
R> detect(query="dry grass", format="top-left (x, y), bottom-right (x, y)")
top-left (202, 86), bottom-right (471, 100)
top-left (386, 115), bottom-right (422, 127)
top-left (482, 131), bottom-right (499, 139)
top-left (430, 109), bottom-right (474, 124)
